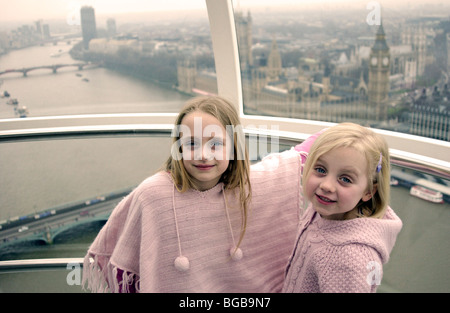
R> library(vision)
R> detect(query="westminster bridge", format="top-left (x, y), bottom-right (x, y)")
top-left (0, 188), bottom-right (131, 251)
top-left (0, 62), bottom-right (99, 77)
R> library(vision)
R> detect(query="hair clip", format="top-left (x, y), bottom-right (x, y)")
top-left (376, 153), bottom-right (382, 173)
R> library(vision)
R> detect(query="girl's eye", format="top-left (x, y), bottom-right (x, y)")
top-left (340, 176), bottom-right (352, 184)
top-left (184, 140), bottom-right (199, 149)
top-left (210, 140), bottom-right (223, 148)
top-left (314, 166), bottom-right (326, 174)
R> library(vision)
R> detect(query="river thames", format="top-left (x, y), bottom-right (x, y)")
top-left (0, 41), bottom-right (189, 118)
top-left (1, 43), bottom-right (449, 292)
top-left (0, 41), bottom-right (190, 221)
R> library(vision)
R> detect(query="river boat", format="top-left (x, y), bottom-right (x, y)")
top-left (50, 49), bottom-right (65, 57)
top-left (7, 98), bottom-right (18, 105)
top-left (410, 185), bottom-right (444, 204)
top-left (17, 106), bottom-right (29, 118)
top-left (390, 178), bottom-right (399, 186)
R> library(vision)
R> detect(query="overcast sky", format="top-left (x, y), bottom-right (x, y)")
top-left (0, 0), bottom-right (447, 23)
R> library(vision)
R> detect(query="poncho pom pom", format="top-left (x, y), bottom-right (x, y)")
top-left (230, 247), bottom-right (243, 261)
top-left (174, 256), bottom-right (190, 272)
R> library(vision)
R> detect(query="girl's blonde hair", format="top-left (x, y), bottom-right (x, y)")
top-left (302, 123), bottom-right (390, 219)
top-left (164, 95), bottom-right (251, 248)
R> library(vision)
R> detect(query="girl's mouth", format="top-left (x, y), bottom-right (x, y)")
top-left (315, 194), bottom-right (336, 205)
top-left (194, 164), bottom-right (215, 171)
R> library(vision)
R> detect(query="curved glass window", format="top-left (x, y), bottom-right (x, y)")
top-left (232, 0), bottom-right (450, 293)
top-left (0, 135), bottom-right (172, 259)
top-left (0, 0), bottom-right (212, 118)
top-left (233, 0), bottom-right (450, 142)
top-left (0, 0), bottom-right (449, 294)
top-left (0, 0), bottom-right (214, 292)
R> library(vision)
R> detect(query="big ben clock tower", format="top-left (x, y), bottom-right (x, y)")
top-left (368, 23), bottom-right (390, 121)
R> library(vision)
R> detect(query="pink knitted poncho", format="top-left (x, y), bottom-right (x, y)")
top-left (82, 145), bottom-right (311, 292)
top-left (282, 205), bottom-right (402, 293)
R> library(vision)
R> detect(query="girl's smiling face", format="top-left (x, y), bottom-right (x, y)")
top-left (305, 147), bottom-right (375, 220)
top-left (180, 110), bottom-right (230, 191)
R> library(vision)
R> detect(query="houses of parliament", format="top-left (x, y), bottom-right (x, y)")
top-left (177, 11), bottom-right (449, 141)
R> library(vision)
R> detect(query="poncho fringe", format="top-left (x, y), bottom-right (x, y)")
top-left (82, 253), bottom-right (140, 293)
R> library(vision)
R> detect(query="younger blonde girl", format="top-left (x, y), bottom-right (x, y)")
top-left (283, 123), bottom-right (403, 293)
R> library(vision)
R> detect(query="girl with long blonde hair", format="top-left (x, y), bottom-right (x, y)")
top-left (83, 95), bottom-right (320, 292)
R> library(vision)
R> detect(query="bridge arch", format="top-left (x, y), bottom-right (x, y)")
top-left (0, 70), bottom-right (26, 77)
top-left (0, 63), bottom-right (98, 77)
top-left (0, 216), bottom-right (108, 253)
top-left (50, 217), bottom-right (108, 244)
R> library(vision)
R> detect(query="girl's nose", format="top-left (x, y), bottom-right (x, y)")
top-left (319, 177), bottom-right (335, 193)
top-left (198, 145), bottom-right (214, 161)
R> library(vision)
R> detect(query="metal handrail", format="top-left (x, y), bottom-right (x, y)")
top-left (0, 258), bottom-right (85, 272)
top-left (0, 124), bottom-right (174, 142)
top-left (1, 123), bottom-right (448, 178)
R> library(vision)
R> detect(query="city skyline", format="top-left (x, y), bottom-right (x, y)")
top-left (1, 0), bottom-right (449, 24)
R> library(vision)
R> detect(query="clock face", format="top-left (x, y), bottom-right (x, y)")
top-left (371, 57), bottom-right (377, 66)
top-left (382, 57), bottom-right (389, 66)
